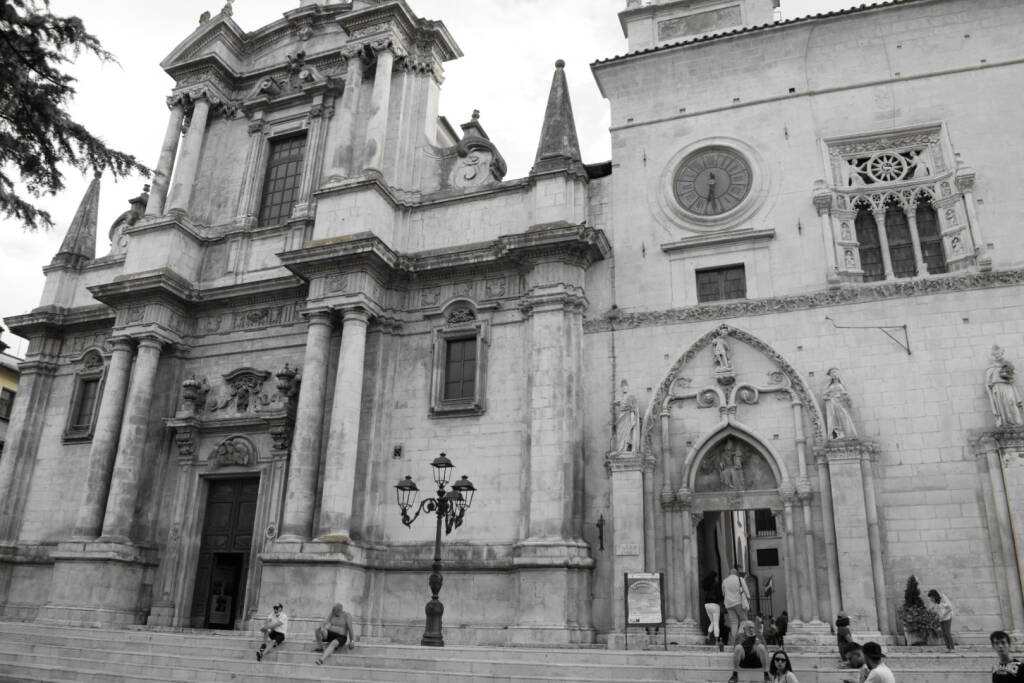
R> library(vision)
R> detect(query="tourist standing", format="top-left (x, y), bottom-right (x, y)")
top-left (991, 630), bottom-right (1024, 682)
top-left (722, 566), bottom-right (750, 646)
top-left (862, 642), bottom-right (895, 683)
top-left (702, 570), bottom-right (724, 648)
top-left (927, 589), bottom-right (955, 651)
top-left (256, 602), bottom-right (288, 662)
top-left (315, 602), bottom-right (356, 665)
top-left (769, 650), bottom-right (799, 683)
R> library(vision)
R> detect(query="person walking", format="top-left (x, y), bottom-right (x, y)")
top-left (315, 602), bottom-right (356, 665)
top-left (703, 570), bottom-right (725, 649)
top-left (256, 602), bottom-right (288, 662)
top-left (990, 630), bottom-right (1023, 682)
top-left (836, 612), bottom-right (856, 665)
top-left (722, 565), bottom-right (751, 646)
top-left (769, 650), bottom-right (800, 683)
top-left (862, 642), bottom-right (895, 683)
top-left (927, 589), bottom-right (955, 651)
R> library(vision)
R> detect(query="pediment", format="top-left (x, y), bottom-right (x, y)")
top-left (161, 14), bottom-right (247, 77)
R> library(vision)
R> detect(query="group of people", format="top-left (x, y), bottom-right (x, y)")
top-left (254, 601), bottom-right (356, 666)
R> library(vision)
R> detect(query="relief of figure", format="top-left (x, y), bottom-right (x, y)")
top-left (845, 250), bottom-right (856, 269)
top-left (951, 234), bottom-right (964, 256)
top-left (612, 380), bottom-right (639, 453)
top-left (452, 148), bottom-right (494, 189)
top-left (823, 367), bottom-right (858, 439)
top-left (712, 335), bottom-right (732, 372)
top-left (908, 149), bottom-right (932, 179)
top-left (986, 345), bottom-right (1024, 427)
top-left (718, 440), bottom-right (745, 490)
top-left (840, 222), bottom-right (852, 241)
top-left (846, 158), bottom-right (865, 187)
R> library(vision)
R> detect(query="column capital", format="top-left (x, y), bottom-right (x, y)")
top-left (822, 438), bottom-right (877, 463)
top-left (108, 336), bottom-right (135, 353)
top-left (135, 334), bottom-right (165, 352)
top-left (338, 307), bottom-right (371, 325)
top-left (812, 190), bottom-right (833, 215)
top-left (303, 308), bottom-right (334, 326)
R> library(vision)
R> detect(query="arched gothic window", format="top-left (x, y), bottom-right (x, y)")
top-left (884, 198), bottom-right (916, 278)
top-left (915, 195), bottom-right (947, 274)
top-left (854, 203), bottom-right (884, 282)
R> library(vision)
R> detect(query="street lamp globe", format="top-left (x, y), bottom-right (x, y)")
top-left (430, 452), bottom-right (454, 488)
top-left (451, 475), bottom-right (476, 511)
top-left (395, 475), bottom-right (419, 512)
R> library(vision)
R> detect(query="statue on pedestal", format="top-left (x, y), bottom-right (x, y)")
top-left (612, 380), bottom-right (639, 453)
top-left (985, 345), bottom-right (1024, 427)
top-left (823, 367), bottom-right (858, 440)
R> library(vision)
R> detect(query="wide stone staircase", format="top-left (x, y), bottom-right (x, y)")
top-left (0, 620), bottom-right (992, 682)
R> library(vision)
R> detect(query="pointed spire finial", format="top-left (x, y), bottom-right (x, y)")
top-left (531, 59), bottom-right (584, 176)
top-left (51, 173), bottom-right (101, 268)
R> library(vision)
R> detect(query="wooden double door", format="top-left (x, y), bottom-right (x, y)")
top-left (191, 477), bottom-right (260, 629)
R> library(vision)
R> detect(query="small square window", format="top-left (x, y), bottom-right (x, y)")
top-left (0, 387), bottom-right (14, 420)
top-left (696, 264), bottom-right (747, 303)
top-left (756, 548), bottom-right (780, 567)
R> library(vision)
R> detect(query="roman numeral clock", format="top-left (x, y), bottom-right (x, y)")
top-left (673, 148), bottom-right (753, 217)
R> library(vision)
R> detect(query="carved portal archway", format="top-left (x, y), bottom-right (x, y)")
top-left (634, 324), bottom-right (837, 637)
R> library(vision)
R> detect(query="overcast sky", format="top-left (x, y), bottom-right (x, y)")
top-left (0, 0), bottom-right (862, 357)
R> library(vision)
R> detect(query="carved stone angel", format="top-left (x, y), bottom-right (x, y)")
top-left (611, 380), bottom-right (639, 453)
top-left (986, 345), bottom-right (1024, 427)
top-left (712, 335), bottom-right (732, 372)
top-left (823, 367), bottom-right (858, 440)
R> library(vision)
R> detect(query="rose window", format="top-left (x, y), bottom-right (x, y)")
top-left (867, 153), bottom-right (908, 182)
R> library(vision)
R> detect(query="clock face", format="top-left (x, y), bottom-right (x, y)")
top-left (673, 148), bottom-right (753, 217)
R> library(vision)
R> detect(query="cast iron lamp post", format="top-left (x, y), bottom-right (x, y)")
top-left (395, 453), bottom-right (477, 646)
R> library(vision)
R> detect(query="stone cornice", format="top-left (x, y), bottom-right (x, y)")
top-left (88, 269), bottom-right (197, 309)
top-left (336, 1), bottom-right (462, 63)
top-left (5, 305), bottom-right (114, 339)
top-left (585, 268), bottom-right (1024, 334)
top-left (661, 228), bottom-right (776, 254)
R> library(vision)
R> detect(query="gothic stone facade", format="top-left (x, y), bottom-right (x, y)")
top-left (1, 0), bottom-right (1023, 646)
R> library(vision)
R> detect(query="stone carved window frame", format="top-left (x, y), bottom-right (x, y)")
top-left (821, 122), bottom-right (980, 281)
top-left (63, 348), bottom-right (107, 444)
top-left (429, 300), bottom-right (489, 418)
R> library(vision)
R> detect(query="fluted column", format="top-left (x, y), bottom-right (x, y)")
top-left (317, 308), bottom-right (370, 540)
top-left (362, 44), bottom-right (395, 175)
top-left (165, 95), bottom-right (211, 215)
top-left (292, 99), bottom-right (334, 219)
top-left (324, 49), bottom-right (364, 183)
top-left (278, 310), bottom-right (334, 542)
top-left (99, 336), bottom-right (164, 542)
top-left (872, 208), bottom-right (895, 280)
top-left (72, 337), bottom-right (135, 540)
top-left (0, 359), bottom-right (58, 543)
top-left (813, 191), bottom-right (841, 285)
top-left (905, 209), bottom-right (929, 276)
top-left (233, 119), bottom-right (268, 228)
top-left (145, 100), bottom-right (186, 217)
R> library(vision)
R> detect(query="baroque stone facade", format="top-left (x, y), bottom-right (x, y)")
top-left (1, 0), bottom-right (1023, 648)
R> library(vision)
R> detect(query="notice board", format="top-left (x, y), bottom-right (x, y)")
top-left (624, 572), bottom-right (665, 626)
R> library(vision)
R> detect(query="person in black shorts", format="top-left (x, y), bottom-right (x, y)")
top-left (315, 602), bottom-right (355, 665)
top-left (257, 603), bottom-right (288, 662)
top-left (729, 619), bottom-right (770, 683)
top-left (991, 630), bottom-right (1024, 682)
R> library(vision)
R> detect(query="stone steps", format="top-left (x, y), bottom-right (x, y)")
top-left (0, 620), bottom-right (991, 683)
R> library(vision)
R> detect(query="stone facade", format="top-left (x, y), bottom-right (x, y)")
top-left (1, 0), bottom-right (1023, 648)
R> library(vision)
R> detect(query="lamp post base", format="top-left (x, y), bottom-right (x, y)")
top-left (421, 597), bottom-right (445, 646)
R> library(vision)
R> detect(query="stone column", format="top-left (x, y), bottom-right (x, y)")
top-left (823, 440), bottom-right (880, 631)
top-left (860, 449), bottom-right (889, 632)
top-left (814, 451), bottom-right (844, 620)
top-left (979, 436), bottom-right (1024, 630)
top-left (607, 453), bottom-right (646, 641)
top-left (813, 191), bottom-right (841, 286)
top-left (317, 308), bottom-right (370, 540)
top-left (780, 494), bottom-right (803, 622)
top-left (72, 337), bottom-right (135, 540)
top-left (324, 49), bottom-right (364, 183)
top-left (165, 95), bottom-right (211, 215)
top-left (292, 98), bottom-right (334, 219)
top-left (99, 336), bottom-right (164, 542)
top-left (362, 43), bottom-right (395, 176)
top-left (278, 310), bottom-right (334, 542)
top-left (956, 169), bottom-right (989, 267)
top-left (905, 209), bottom-right (929, 276)
top-left (872, 208), bottom-right (895, 280)
top-left (775, 508), bottom-right (798, 619)
top-left (676, 493), bottom-right (694, 624)
top-left (798, 485), bottom-right (822, 623)
top-left (233, 119), bottom-right (268, 228)
top-left (145, 100), bottom-right (186, 218)
top-left (0, 358), bottom-right (58, 543)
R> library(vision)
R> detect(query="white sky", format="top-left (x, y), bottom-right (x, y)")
top-left (0, 0), bottom-right (861, 357)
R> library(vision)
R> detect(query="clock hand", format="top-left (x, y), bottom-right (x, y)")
top-left (707, 171), bottom-right (718, 208)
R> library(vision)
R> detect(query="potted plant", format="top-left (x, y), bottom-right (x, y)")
top-left (896, 575), bottom-right (940, 645)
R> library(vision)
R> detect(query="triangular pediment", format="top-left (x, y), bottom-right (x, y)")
top-left (160, 13), bottom-right (247, 77)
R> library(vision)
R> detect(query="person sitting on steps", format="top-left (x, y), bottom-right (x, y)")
top-left (729, 619), bottom-right (770, 683)
top-left (256, 602), bottom-right (288, 662)
top-left (315, 602), bottom-right (356, 665)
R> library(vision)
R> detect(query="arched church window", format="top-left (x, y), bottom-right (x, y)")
top-left (915, 195), bottom-right (947, 275)
top-left (854, 203), bottom-right (884, 282)
top-left (884, 198), bottom-right (916, 278)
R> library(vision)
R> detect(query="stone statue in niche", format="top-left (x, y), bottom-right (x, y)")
top-left (611, 380), bottom-right (639, 453)
top-left (985, 345), bottom-right (1024, 427)
top-left (823, 367), bottom-right (858, 439)
top-left (712, 335), bottom-right (732, 372)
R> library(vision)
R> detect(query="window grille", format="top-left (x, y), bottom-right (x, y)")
top-left (258, 134), bottom-right (307, 226)
top-left (916, 197), bottom-right (948, 274)
top-left (884, 200), bottom-right (917, 278)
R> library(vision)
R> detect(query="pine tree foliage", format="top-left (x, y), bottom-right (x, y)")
top-left (0, 0), bottom-right (149, 231)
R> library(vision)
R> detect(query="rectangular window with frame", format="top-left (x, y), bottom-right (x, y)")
top-left (430, 318), bottom-right (488, 418)
top-left (443, 337), bottom-right (477, 401)
top-left (71, 379), bottom-right (100, 430)
top-left (257, 133), bottom-right (307, 226)
top-left (0, 387), bottom-right (14, 420)
top-left (696, 264), bottom-right (746, 303)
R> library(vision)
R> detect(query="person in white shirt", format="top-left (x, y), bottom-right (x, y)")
top-left (862, 642), bottom-right (895, 683)
top-left (927, 589), bottom-right (955, 651)
top-left (257, 602), bottom-right (288, 662)
top-left (721, 566), bottom-right (751, 646)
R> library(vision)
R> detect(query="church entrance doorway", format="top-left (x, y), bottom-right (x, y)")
top-left (696, 507), bottom-right (787, 638)
top-left (190, 477), bottom-right (260, 629)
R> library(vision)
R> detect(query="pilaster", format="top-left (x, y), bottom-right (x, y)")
top-left (362, 41), bottom-right (396, 177)
top-left (165, 94), bottom-right (211, 216)
top-left (145, 97), bottom-right (186, 218)
top-left (977, 428), bottom-right (1024, 631)
top-left (605, 452), bottom-right (646, 645)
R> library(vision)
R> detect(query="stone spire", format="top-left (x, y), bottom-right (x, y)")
top-left (52, 172), bottom-right (100, 268)
top-left (531, 60), bottom-right (584, 176)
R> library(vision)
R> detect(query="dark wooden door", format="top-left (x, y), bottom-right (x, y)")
top-left (191, 477), bottom-right (259, 628)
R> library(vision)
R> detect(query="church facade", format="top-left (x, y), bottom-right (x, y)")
top-left (1, 0), bottom-right (1023, 647)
